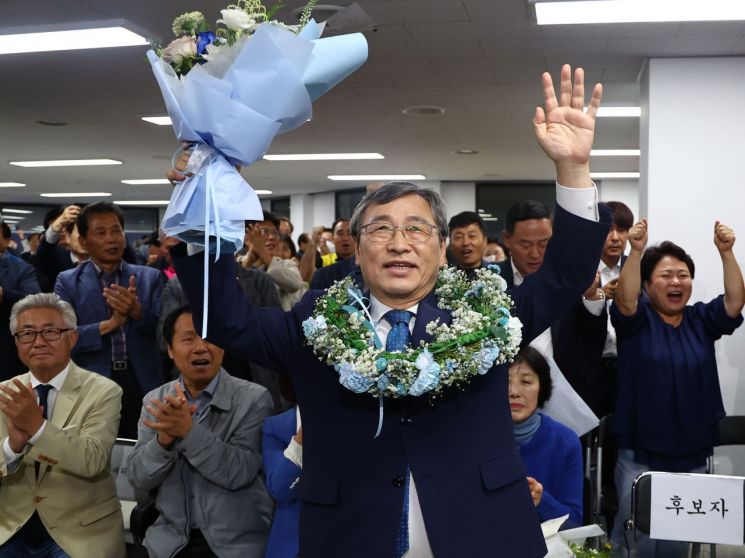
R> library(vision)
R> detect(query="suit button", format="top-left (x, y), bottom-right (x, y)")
top-left (400, 416), bottom-right (412, 424)
top-left (33, 496), bottom-right (42, 503)
top-left (392, 476), bottom-right (405, 488)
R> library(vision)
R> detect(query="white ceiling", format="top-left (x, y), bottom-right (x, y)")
top-left (1, 0), bottom-right (744, 205)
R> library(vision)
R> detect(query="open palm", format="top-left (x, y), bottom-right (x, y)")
top-left (534, 65), bottom-right (602, 166)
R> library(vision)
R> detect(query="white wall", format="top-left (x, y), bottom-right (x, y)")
top-left (598, 179), bottom-right (639, 222)
top-left (440, 181), bottom-right (477, 219)
top-left (642, 57), bottom-right (745, 474)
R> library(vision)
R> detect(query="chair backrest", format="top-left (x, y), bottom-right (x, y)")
top-left (111, 437), bottom-right (137, 502)
top-left (630, 471), bottom-right (745, 546)
top-left (716, 416), bottom-right (745, 447)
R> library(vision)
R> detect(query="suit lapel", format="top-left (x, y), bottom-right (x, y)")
top-left (411, 292), bottom-right (452, 347)
top-left (37, 365), bottom-right (82, 483)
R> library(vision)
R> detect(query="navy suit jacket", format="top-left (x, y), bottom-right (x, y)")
top-left (309, 257), bottom-right (358, 291)
top-left (175, 204), bottom-right (611, 558)
top-left (0, 255), bottom-right (41, 380)
top-left (54, 260), bottom-right (165, 393)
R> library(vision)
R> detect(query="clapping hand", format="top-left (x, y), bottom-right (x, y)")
top-left (527, 476), bottom-right (543, 507)
top-left (0, 380), bottom-right (45, 450)
top-left (104, 275), bottom-right (142, 321)
top-left (627, 219), bottom-right (648, 253)
top-left (533, 64), bottom-right (602, 188)
top-left (714, 221), bottom-right (736, 253)
top-left (144, 383), bottom-right (196, 448)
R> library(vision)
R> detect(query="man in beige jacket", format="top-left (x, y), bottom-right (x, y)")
top-left (0, 293), bottom-right (125, 558)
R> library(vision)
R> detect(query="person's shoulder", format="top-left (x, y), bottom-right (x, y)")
top-left (70, 363), bottom-right (123, 396)
top-left (263, 406), bottom-right (295, 429)
top-left (541, 414), bottom-right (580, 445)
top-left (125, 262), bottom-right (163, 281)
top-left (224, 372), bottom-right (271, 398)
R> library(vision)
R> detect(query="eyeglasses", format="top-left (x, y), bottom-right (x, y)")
top-left (14, 328), bottom-right (73, 344)
top-left (258, 227), bottom-right (279, 238)
top-left (359, 222), bottom-right (437, 244)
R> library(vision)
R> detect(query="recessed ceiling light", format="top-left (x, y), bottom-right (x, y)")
top-left (2, 216), bottom-right (24, 221)
top-left (121, 179), bottom-right (172, 185)
top-left (402, 105), bottom-right (446, 116)
top-left (141, 116), bottom-right (172, 126)
top-left (454, 149), bottom-right (480, 155)
top-left (0, 182), bottom-right (26, 188)
top-left (586, 106), bottom-right (641, 117)
top-left (535, 0), bottom-right (745, 25)
top-left (11, 159), bottom-right (122, 167)
top-left (0, 26), bottom-right (148, 55)
top-left (113, 200), bottom-right (170, 206)
top-left (1, 208), bottom-right (33, 214)
top-left (263, 153), bottom-right (384, 161)
top-left (254, 190), bottom-right (273, 195)
top-left (591, 149), bottom-right (641, 157)
top-left (590, 172), bottom-right (640, 179)
top-left (328, 175), bottom-right (426, 181)
top-left (40, 192), bottom-right (112, 198)
top-left (482, 217), bottom-right (499, 221)
top-left (479, 213), bottom-right (493, 218)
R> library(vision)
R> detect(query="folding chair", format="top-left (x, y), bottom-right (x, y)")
top-left (595, 415), bottom-right (617, 536)
top-left (624, 471), bottom-right (745, 558)
top-left (708, 415), bottom-right (745, 474)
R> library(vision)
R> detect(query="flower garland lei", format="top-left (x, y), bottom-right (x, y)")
top-left (302, 265), bottom-right (523, 398)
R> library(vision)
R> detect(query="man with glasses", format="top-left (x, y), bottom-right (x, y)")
top-left (309, 218), bottom-right (359, 291)
top-left (170, 65), bottom-right (611, 558)
top-left (0, 293), bottom-right (125, 558)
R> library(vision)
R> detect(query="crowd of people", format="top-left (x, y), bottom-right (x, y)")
top-left (0, 64), bottom-right (743, 558)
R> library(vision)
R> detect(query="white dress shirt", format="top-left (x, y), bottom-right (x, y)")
top-left (582, 259), bottom-right (622, 357)
top-left (2, 364), bottom-right (70, 471)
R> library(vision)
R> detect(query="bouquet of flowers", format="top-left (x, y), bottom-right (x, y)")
top-left (148, 0), bottom-right (368, 252)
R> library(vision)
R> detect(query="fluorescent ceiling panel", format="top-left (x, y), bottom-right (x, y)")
top-left (40, 192), bottom-right (112, 198)
top-left (11, 159), bottom-right (122, 167)
top-left (141, 116), bottom-right (172, 126)
top-left (254, 190), bottom-right (273, 195)
top-left (114, 200), bottom-right (170, 206)
top-left (0, 182), bottom-right (26, 187)
top-left (264, 153), bottom-right (384, 161)
top-left (585, 106), bottom-right (641, 117)
top-left (328, 175), bottom-right (426, 181)
top-left (0, 27), bottom-right (148, 55)
top-left (1, 208), bottom-right (33, 214)
top-left (591, 149), bottom-right (641, 156)
top-left (535, 0), bottom-right (745, 25)
top-left (121, 179), bottom-right (172, 185)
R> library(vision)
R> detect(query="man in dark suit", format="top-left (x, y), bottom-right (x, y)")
top-left (54, 203), bottom-right (164, 438)
top-left (551, 201), bottom-right (633, 419)
top-left (0, 223), bottom-right (40, 380)
top-left (172, 65), bottom-right (610, 558)
top-left (447, 211), bottom-right (491, 278)
top-left (499, 200), bottom-right (553, 290)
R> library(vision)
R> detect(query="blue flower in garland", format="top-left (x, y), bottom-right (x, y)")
top-left (475, 347), bottom-right (500, 375)
top-left (336, 362), bottom-right (373, 393)
top-left (302, 315), bottom-right (327, 339)
top-left (195, 31), bottom-right (215, 56)
top-left (410, 350), bottom-right (441, 396)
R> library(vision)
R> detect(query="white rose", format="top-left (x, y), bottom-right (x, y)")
top-left (161, 36), bottom-right (197, 65)
top-left (507, 316), bottom-right (523, 346)
top-left (218, 8), bottom-right (254, 32)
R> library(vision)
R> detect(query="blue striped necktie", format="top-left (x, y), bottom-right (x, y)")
top-left (384, 309), bottom-right (413, 557)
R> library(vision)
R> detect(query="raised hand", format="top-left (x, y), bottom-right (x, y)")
top-left (627, 219), bottom-right (648, 253)
top-left (583, 271), bottom-right (602, 300)
top-left (533, 64), bottom-right (602, 188)
top-left (104, 275), bottom-right (142, 320)
top-left (602, 278), bottom-right (620, 300)
top-left (52, 205), bottom-right (81, 233)
top-left (714, 221), bottom-right (736, 253)
top-left (144, 383), bottom-right (194, 444)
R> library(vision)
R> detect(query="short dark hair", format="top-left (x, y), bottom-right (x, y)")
top-left (512, 346), bottom-right (553, 407)
top-left (331, 218), bottom-right (350, 234)
top-left (504, 200), bottom-right (551, 236)
top-left (350, 182), bottom-right (449, 241)
top-left (78, 202), bottom-right (125, 237)
top-left (448, 211), bottom-right (486, 236)
top-left (262, 210), bottom-right (281, 229)
top-left (640, 241), bottom-right (695, 284)
top-left (604, 201), bottom-right (634, 230)
top-left (279, 235), bottom-right (297, 258)
top-left (279, 216), bottom-right (294, 234)
top-left (1, 223), bottom-right (11, 239)
top-left (162, 304), bottom-right (193, 347)
top-left (298, 232), bottom-right (310, 246)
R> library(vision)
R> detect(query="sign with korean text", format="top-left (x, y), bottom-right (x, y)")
top-left (650, 473), bottom-right (744, 545)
